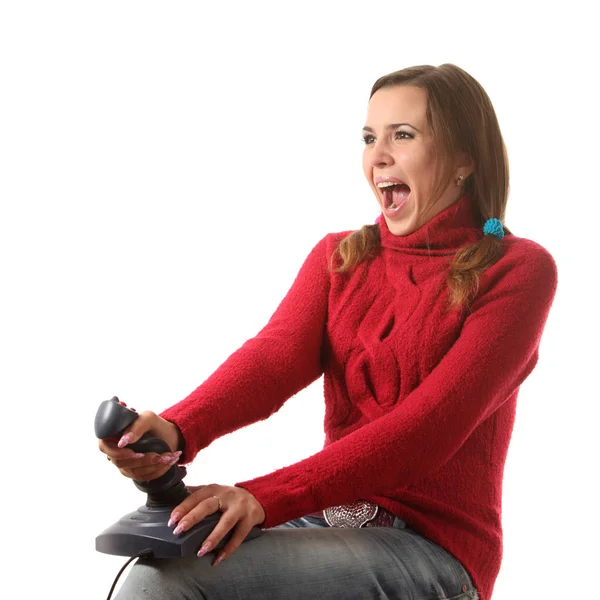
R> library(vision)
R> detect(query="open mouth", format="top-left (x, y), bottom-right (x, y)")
top-left (379, 183), bottom-right (411, 210)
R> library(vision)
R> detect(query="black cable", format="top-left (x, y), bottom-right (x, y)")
top-left (106, 549), bottom-right (154, 600)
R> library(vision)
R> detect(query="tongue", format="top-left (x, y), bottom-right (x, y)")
top-left (383, 184), bottom-right (410, 208)
top-left (392, 184), bottom-right (410, 205)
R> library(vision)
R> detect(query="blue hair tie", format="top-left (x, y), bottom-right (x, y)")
top-left (483, 218), bottom-right (504, 240)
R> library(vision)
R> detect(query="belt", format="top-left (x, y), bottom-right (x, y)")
top-left (307, 500), bottom-right (397, 528)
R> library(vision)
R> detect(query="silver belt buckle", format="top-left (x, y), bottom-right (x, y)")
top-left (323, 500), bottom-right (379, 528)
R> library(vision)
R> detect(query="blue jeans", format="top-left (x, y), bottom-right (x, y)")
top-left (114, 515), bottom-right (480, 599)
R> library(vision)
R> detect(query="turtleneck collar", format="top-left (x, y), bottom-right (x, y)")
top-left (377, 192), bottom-right (482, 255)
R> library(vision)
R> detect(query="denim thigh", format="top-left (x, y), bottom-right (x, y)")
top-left (113, 515), bottom-right (480, 600)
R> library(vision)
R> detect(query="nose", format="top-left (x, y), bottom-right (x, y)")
top-left (369, 140), bottom-right (393, 169)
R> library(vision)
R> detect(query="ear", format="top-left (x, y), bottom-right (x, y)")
top-left (455, 151), bottom-right (475, 177)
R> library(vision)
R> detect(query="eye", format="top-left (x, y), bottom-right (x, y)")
top-left (395, 131), bottom-right (413, 140)
top-left (361, 131), bottom-right (414, 145)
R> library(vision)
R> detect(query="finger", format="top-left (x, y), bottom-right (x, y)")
top-left (115, 454), bottom-right (181, 480)
top-left (116, 410), bottom-right (156, 448)
top-left (98, 438), bottom-right (115, 453)
top-left (167, 485), bottom-right (207, 522)
top-left (111, 453), bottom-right (155, 469)
top-left (99, 438), bottom-right (121, 455)
top-left (207, 518), bottom-right (254, 566)
top-left (170, 490), bottom-right (220, 532)
top-left (112, 450), bottom-right (181, 470)
top-left (119, 463), bottom-right (173, 480)
top-left (99, 438), bottom-right (146, 461)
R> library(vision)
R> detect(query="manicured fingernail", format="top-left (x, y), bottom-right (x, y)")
top-left (197, 541), bottom-right (212, 557)
top-left (168, 512), bottom-right (181, 527)
top-left (173, 523), bottom-right (186, 535)
top-left (117, 433), bottom-right (133, 448)
top-left (212, 551), bottom-right (225, 566)
top-left (161, 451), bottom-right (182, 464)
top-left (132, 453), bottom-right (144, 459)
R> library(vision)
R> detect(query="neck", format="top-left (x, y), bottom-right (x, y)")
top-left (377, 193), bottom-right (483, 254)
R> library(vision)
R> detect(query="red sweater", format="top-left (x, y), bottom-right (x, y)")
top-left (160, 193), bottom-right (558, 600)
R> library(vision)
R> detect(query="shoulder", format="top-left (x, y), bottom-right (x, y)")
top-left (310, 228), bottom-right (359, 257)
top-left (295, 230), bottom-right (355, 276)
top-left (478, 233), bottom-right (558, 305)
top-left (499, 233), bottom-right (557, 278)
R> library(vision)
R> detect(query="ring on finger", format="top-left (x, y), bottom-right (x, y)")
top-left (213, 496), bottom-right (222, 511)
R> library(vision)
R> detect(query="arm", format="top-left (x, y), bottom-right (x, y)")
top-left (159, 235), bottom-right (332, 463)
top-left (236, 242), bottom-right (559, 527)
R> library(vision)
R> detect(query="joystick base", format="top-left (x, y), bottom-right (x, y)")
top-left (96, 505), bottom-right (262, 558)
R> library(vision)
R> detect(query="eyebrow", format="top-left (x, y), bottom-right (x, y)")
top-left (362, 122), bottom-right (421, 133)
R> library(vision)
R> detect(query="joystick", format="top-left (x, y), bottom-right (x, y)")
top-left (94, 396), bottom-right (263, 558)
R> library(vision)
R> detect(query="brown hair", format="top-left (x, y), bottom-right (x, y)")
top-left (331, 64), bottom-right (512, 312)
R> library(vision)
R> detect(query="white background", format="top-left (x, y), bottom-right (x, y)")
top-left (1, 2), bottom-right (597, 598)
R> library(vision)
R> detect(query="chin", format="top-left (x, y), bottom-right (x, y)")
top-left (380, 203), bottom-right (418, 236)
top-left (386, 220), bottom-right (414, 237)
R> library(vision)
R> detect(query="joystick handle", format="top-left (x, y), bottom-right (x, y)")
top-left (95, 396), bottom-right (187, 501)
top-left (94, 396), bottom-right (170, 453)
top-left (94, 396), bottom-right (138, 439)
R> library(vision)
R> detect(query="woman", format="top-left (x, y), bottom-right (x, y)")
top-left (100, 63), bottom-right (558, 600)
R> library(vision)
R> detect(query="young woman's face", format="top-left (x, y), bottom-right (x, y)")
top-left (362, 85), bottom-right (470, 236)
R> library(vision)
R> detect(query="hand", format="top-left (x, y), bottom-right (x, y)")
top-left (98, 410), bottom-right (184, 481)
top-left (168, 483), bottom-right (266, 566)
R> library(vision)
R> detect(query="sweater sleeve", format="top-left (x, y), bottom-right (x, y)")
top-left (158, 235), bottom-right (331, 464)
top-left (235, 241), bottom-right (558, 528)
